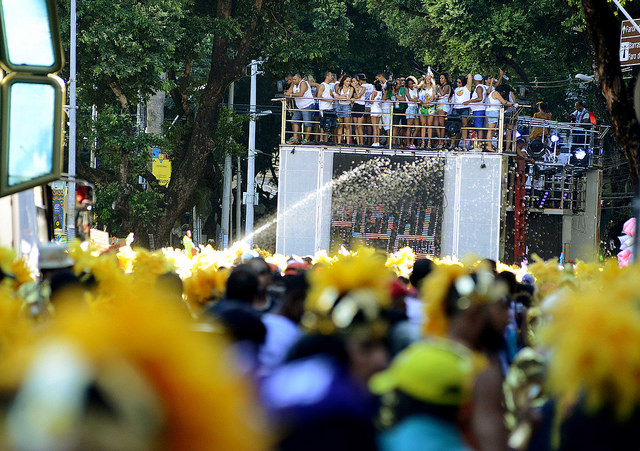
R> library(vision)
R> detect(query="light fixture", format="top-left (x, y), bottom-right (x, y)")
top-left (550, 134), bottom-right (559, 143)
top-left (574, 148), bottom-right (586, 160)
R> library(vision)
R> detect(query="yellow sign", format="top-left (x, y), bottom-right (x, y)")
top-left (152, 148), bottom-right (171, 187)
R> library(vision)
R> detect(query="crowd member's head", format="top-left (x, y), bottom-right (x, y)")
top-left (247, 257), bottom-right (272, 295)
top-left (373, 80), bottom-right (383, 92)
top-left (422, 266), bottom-right (510, 353)
top-left (439, 73), bottom-right (450, 86)
top-left (455, 76), bottom-right (466, 88)
top-left (409, 258), bottom-right (434, 290)
top-left (291, 73), bottom-right (303, 87)
top-left (483, 74), bottom-right (493, 86)
top-left (225, 264), bottom-right (259, 305)
top-left (279, 274), bottom-right (308, 324)
top-left (336, 74), bottom-right (351, 92)
top-left (405, 76), bottom-right (417, 90)
top-left (496, 84), bottom-right (510, 98)
top-left (323, 70), bottom-right (333, 83)
top-left (38, 242), bottom-right (74, 282)
top-left (575, 100), bottom-right (584, 111)
top-left (369, 340), bottom-right (474, 448)
top-left (424, 74), bottom-right (434, 87)
top-left (303, 251), bottom-right (395, 386)
top-left (538, 102), bottom-right (549, 114)
top-left (473, 73), bottom-right (483, 86)
top-left (375, 72), bottom-right (388, 83)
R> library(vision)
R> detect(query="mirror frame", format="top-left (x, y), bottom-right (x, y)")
top-left (0, 0), bottom-right (64, 74)
top-left (0, 73), bottom-right (65, 196)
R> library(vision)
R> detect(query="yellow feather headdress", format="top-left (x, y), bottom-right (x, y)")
top-left (541, 263), bottom-right (640, 420)
top-left (304, 248), bottom-right (394, 335)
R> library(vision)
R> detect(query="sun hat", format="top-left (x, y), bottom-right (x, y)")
top-left (369, 340), bottom-right (474, 406)
top-left (38, 242), bottom-right (74, 270)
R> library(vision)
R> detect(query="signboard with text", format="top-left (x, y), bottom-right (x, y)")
top-left (151, 147), bottom-right (171, 187)
top-left (620, 19), bottom-right (640, 67)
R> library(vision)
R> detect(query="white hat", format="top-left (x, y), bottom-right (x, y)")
top-left (39, 243), bottom-right (74, 270)
top-left (473, 74), bottom-right (483, 81)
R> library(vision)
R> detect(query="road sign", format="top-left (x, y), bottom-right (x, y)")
top-left (620, 19), bottom-right (640, 67)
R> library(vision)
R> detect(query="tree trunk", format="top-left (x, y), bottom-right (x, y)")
top-left (582, 0), bottom-right (640, 184)
top-left (150, 0), bottom-right (265, 248)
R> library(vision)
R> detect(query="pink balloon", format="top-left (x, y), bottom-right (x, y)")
top-left (618, 249), bottom-right (632, 267)
top-left (623, 217), bottom-right (637, 237)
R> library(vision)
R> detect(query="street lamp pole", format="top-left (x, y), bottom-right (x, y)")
top-left (244, 60), bottom-right (258, 246)
top-left (67, 0), bottom-right (77, 241)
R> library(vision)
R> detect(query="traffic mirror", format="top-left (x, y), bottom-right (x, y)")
top-left (0, 73), bottom-right (65, 196)
top-left (0, 0), bottom-right (63, 74)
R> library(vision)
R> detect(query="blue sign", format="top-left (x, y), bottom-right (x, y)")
top-left (53, 201), bottom-right (62, 215)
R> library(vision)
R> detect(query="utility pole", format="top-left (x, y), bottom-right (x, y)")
top-left (244, 60), bottom-right (258, 246)
top-left (221, 83), bottom-right (234, 249)
top-left (236, 156), bottom-right (242, 241)
top-left (67, 0), bottom-right (77, 241)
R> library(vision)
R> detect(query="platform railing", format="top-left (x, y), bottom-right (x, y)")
top-left (275, 96), bottom-right (525, 153)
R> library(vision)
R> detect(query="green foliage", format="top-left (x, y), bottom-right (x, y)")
top-left (366, 0), bottom-right (590, 81)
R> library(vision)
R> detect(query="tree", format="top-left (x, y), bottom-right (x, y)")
top-left (581, 0), bottom-right (640, 183)
top-left (59, 0), bottom-right (354, 247)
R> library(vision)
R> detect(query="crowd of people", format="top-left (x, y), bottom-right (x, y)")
top-left (284, 70), bottom-right (519, 151)
top-left (0, 238), bottom-right (638, 450)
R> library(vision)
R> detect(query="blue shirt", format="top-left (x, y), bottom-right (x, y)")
top-left (379, 414), bottom-right (471, 451)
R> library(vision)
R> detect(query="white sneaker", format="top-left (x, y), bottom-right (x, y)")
top-left (371, 142), bottom-right (381, 147)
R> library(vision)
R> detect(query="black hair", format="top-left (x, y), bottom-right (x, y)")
top-left (285, 334), bottom-right (350, 368)
top-left (225, 265), bottom-right (259, 303)
top-left (539, 102), bottom-right (549, 113)
top-left (576, 100), bottom-right (584, 107)
top-left (440, 73), bottom-right (450, 85)
top-left (373, 80), bottom-right (383, 91)
top-left (496, 271), bottom-right (518, 296)
top-left (455, 76), bottom-right (466, 86)
top-left (409, 258), bottom-right (434, 289)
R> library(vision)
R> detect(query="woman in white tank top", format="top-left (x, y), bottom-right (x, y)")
top-left (435, 74), bottom-right (451, 148)
top-left (332, 75), bottom-right (354, 145)
top-left (418, 75), bottom-right (436, 148)
top-left (485, 85), bottom-right (516, 151)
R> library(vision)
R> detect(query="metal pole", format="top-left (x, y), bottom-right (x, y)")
top-left (67, 0), bottom-right (77, 241)
top-left (245, 60), bottom-right (257, 245)
top-left (236, 156), bottom-right (242, 240)
top-left (221, 83), bottom-right (234, 249)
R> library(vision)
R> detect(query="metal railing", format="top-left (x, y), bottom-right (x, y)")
top-left (275, 96), bottom-right (526, 153)
top-left (507, 161), bottom-right (587, 213)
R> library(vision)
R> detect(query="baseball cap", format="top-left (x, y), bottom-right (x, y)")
top-left (473, 74), bottom-right (483, 81)
top-left (369, 340), bottom-right (474, 406)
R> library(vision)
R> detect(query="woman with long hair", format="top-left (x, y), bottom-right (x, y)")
top-left (435, 73), bottom-right (451, 149)
top-left (370, 80), bottom-right (384, 147)
top-left (351, 76), bottom-right (367, 146)
top-left (404, 76), bottom-right (420, 148)
top-left (332, 75), bottom-right (354, 145)
top-left (485, 84), bottom-right (517, 151)
top-left (418, 74), bottom-right (437, 148)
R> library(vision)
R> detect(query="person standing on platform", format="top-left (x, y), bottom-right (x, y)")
top-left (286, 73), bottom-right (315, 144)
top-left (435, 73), bottom-right (452, 149)
top-left (468, 74), bottom-right (487, 150)
top-left (451, 74), bottom-right (473, 150)
top-left (317, 71), bottom-right (337, 143)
